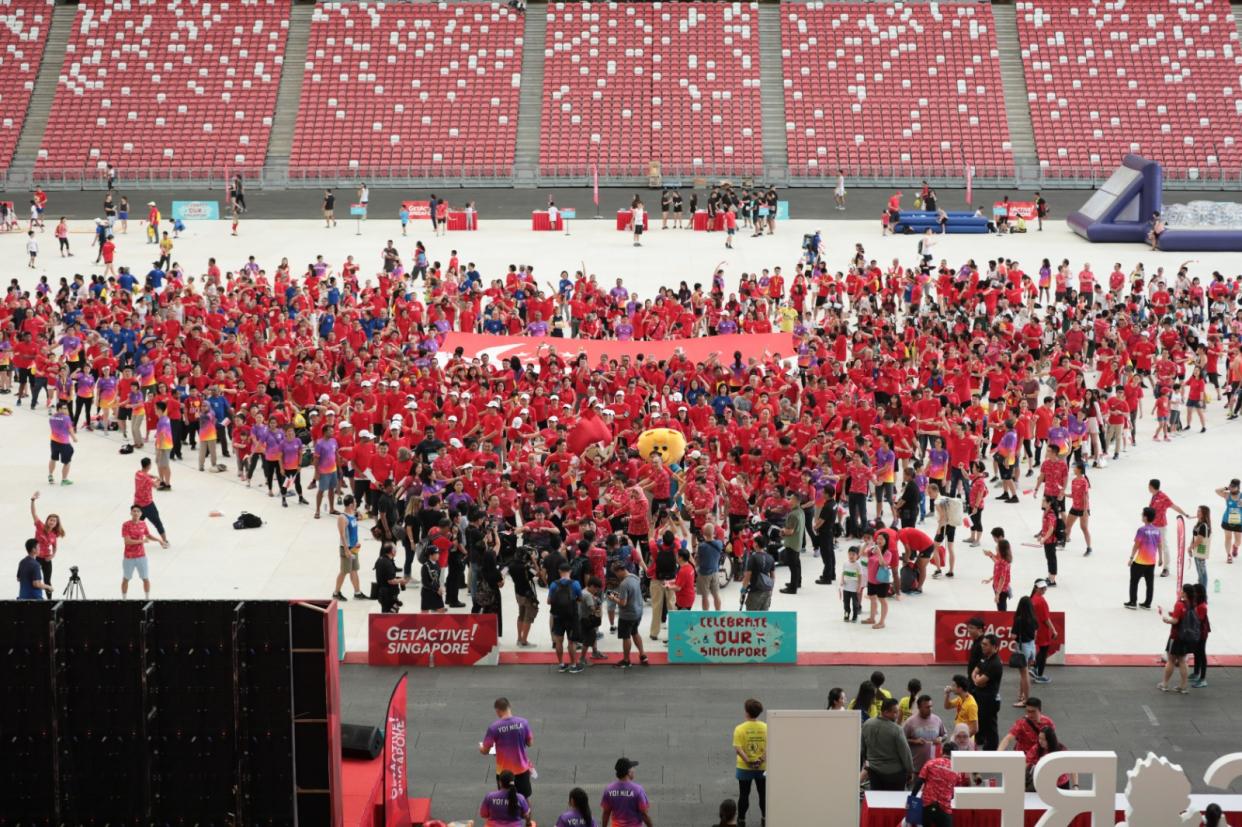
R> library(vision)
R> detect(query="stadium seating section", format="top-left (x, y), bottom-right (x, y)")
top-left (782, 1), bottom-right (1014, 176)
top-left (0, 0), bottom-right (54, 174)
top-left (290, 1), bottom-right (524, 178)
top-left (1017, 0), bottom-right (1242, 177)
top-left (37, 0), bottom-right (290, 178)
top-left (15, 0), bottom-right (1242, 182)
top-left (541, 1), bottom-right (763, 177)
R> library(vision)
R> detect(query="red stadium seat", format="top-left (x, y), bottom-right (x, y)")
top-left (290, 1), bottom-right (524, 178)
top-left (36, 0), bottom-right (289, 176)
top-left (1018, 0), bottom-right (1242, 177)
top-left (541, 2), bottom-right (763, 177)
top-left (782, 2), bottom-right (1014, 177)
top-left (0, 0), bottom-right (55, 174)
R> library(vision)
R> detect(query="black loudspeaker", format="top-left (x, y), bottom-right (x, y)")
top-left (340, 724), bottom-right (383, 760)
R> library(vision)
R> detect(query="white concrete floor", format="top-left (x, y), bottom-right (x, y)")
top-left (5, 216), bottom-right (1241, 655)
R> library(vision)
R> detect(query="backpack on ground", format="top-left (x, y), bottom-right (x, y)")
top-left (233, 511), bottom-right (263, 530)
top-left (900, 564), bottom-right (919, 594)
top-left (1177, 604), bottom-right (1202, 643)
top-left (550, 580), bottom-right (576, 619)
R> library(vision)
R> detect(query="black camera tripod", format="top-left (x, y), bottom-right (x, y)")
top-left (62, 570), bottom-right (85, 600)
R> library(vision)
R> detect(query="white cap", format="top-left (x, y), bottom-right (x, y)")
top-left (511, 417), bottom-right (523, 427)
top-left (615, 390), bottom-right (625, 397)
top-left (689, 450), bottom-right (702, 459)
top-left (449, 438), bottom-right (463, 448)
top-left (448, 389), bottom-right (460, 396)
top-left (671, 392), bottom-right (683, 402)
top-left (406, 402), bottom-right (418, 410)
top-left (487, 400), bottom-right (501, 408)
top-left (358, 429), bottom-right (373, 438)
top-left (520, 407), bottom-right (529, 414)
top-left (550, 394), bottom-right (559, 399)
top-left (340, 421), bottom-right (354, 428)
top-left (318, 394), bottom-right (330, 402)
top-left (448, 415), bottom-right (458, 421)
top-left (562, 402), bottom-right (572, 409)
top-left (548, 415), bottom-right (559, 422)
top-left (603, 408), bottom-right (616, 416)
top-left (361, 380), bottom-right (373, 387)
top-left (520, 392), bottom-right (531, 400)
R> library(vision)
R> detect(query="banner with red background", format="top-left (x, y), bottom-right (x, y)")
top-left (383, 673), bottom-right (412, 827)
top-left (933, 609), bottom-right (1065, 665)
top-left (368, 613), bottom-right (499, 666)
top-left (402, 200), bottom-right (430, 219)
top-left (438, 331), bottom-right (795, 368)
top-left (994, 200), bottom-right (1038, 220)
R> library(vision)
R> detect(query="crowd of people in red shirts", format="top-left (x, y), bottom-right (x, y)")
top-left (5, 224), bottom-right (1242, 639)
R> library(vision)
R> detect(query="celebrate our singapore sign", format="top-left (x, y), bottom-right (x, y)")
top-left (947, 750), bottom-right (1242, 826)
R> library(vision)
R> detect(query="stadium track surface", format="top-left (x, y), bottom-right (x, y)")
top-left (341, 662), bottom-right (1242, 826)
top-left (7, 186), bottom-right (1242, 223)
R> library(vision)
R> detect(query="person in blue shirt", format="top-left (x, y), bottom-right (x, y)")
top-left (146, 265), bottom-right (165, 291)
top-left (206, 385), bottom-right (233, 458)
top-left (318, 312), bottom-right (335, 340)
top-left (326, 281), bottom-right (341, 309)
top-left (18, 538), bottom-right (52, 599)
top-left (117, 267), bottom-right (137, 293)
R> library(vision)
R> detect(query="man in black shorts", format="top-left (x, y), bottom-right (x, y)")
top-left (547, 563), bottom-right (583, 673)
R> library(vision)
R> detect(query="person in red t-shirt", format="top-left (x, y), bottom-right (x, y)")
top-left (1185, 366), bottom-right (1208, 432)
top-left (121, 504), bottom-right (167, 599)
top-left (1148, 479), bottom-right (1191, 576)
top-left (1157, 584), bottom-right (1196, 693)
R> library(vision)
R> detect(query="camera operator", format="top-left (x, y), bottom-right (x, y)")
top-left (508, 540), bottom-right (540, 647)
top-left (469, 509), bottom-right (506, 636)
top-left (374, 542), bottom-right (408, 613)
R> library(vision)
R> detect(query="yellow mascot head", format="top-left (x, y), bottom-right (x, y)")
top-left (637, 428), bottom-right (687, 465)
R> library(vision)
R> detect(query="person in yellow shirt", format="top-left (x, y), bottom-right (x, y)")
top-left (943, 674), bottom-right (979, 738)
top-left (732, 698), bottom-right (767, 825)
top-left (897, 678), bottom-right (922, 724)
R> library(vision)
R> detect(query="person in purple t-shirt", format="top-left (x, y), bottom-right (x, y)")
top-left (478, 770), bottom-right (531, 827)
top-left (480, 697), bottom-right (535, 799)
top-left (600, 758), bottom-right (652, 827)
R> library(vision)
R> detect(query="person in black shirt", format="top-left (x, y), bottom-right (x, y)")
top-left (473, 545), bottom-right (504, 636)
top-left (322, 190), bottom-right (337, 227)
top-left (671, 190), bottom-right (684, 228)
top-left (971, 633), bottom-right (1004, 750)
top-left (813, 489), bottom-right (839, 584)
top-left (898, 467), bottom-right (921, 528)
top-left (374, 542), bottom-right (408, 613)
top-left (415, 425), bottom-right (445, 461)
top-left (965, 616), bottom-right (986, 677)
top-left (508, 543), bottom-right (539, 646)
top-left (540, 535), bottom-right (567, 588)
top-left (381, 240), bottom-right (400, 274)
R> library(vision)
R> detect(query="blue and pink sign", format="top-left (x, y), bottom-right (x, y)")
top-left (668, 611), bottom-right (797, 664)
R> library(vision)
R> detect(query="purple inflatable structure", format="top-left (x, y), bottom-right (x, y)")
top-left (1068, 155), bottom-right (1242, 251)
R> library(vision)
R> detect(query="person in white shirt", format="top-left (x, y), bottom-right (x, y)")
top-left (835, 170), bottom-right (847, 210)
top-left (26, 230), bottom-right (38, 268)
top-left (548, 200), bottom-right (560, 228)
top-left (631, 198), bottom-right (645, 247)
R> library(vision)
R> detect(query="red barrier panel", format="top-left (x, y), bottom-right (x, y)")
top-left (933, 609), bottom-right (1065, 664)
top-left (368, 613), bottom-right (498, 666)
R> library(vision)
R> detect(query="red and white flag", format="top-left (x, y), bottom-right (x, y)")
top-left (383, 673), bottom-right (412, 827)
top-left (592, 163), bottom-right (600, 206)
top-left (965, 164), bottom-right (974, 206)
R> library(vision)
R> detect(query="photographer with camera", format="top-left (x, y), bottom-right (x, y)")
top-left (373, 542), bottom-right (408, 613)
top-left (741, 528), bottom-right (777, 611)
top-left (510, 541), bottom-right (540, 647)
top-left (467, 509), bottom-right (505, 636)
